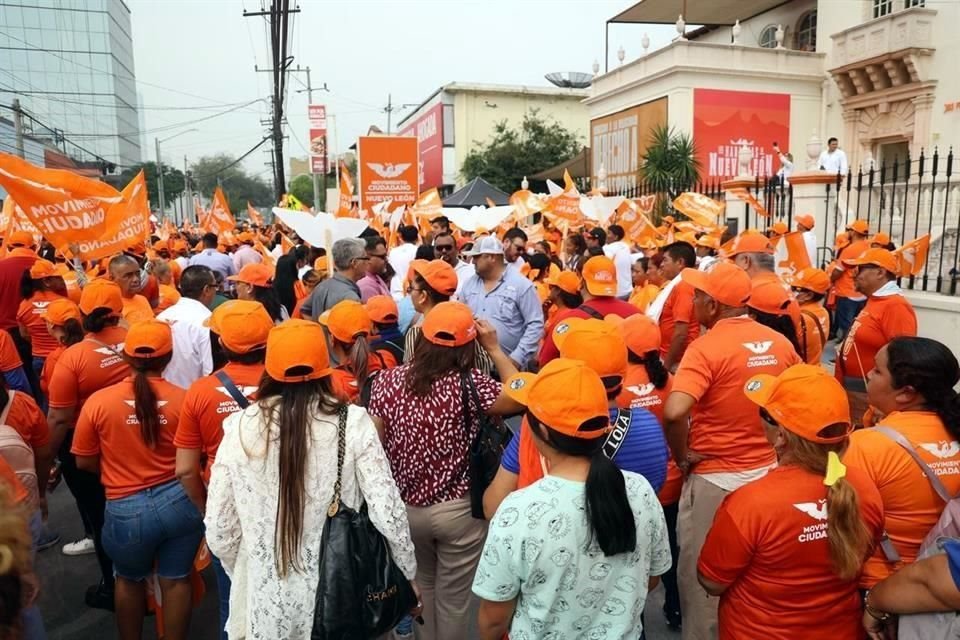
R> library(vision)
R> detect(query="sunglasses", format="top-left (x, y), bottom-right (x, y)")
top-left (435, 244), bottom-right (455, 252)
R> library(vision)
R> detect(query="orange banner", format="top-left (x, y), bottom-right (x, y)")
top-left (509, 190), bottom-right (543, 218)
top-left (336, 162), bottom-right (355, 217)
top-left (246, 201), bottom-right (263, 226)
top-left (203, 187), bottom-right (235, 235)
top-left (672, 192), bottom-right (725, 227)
top-left (894, 234), bottom-right (930, 276)
top-left (729, 187), bottom-right (770, 218)
top-left (358, 136), bottom-right (419, 211)
top-left (76, 171), bottom-right (151, 261)
top-left (773, 231), bottom-right (812, 279)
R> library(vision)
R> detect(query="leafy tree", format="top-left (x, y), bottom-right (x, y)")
top-left (189, 154), bottom-right (273, 211)
top-left (119, 161), bottom-right (185, 209)
top-left (289, 174), bottom-right (315, 209)
top-left (639, 124), bottom-right (701, 199)
top-left (461, 109), bottom-right (583, 194)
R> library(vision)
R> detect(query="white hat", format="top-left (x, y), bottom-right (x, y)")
top-left (463, 235), bottom-right (505, 256)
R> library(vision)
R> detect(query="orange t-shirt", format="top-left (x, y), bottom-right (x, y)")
top-left (169, 261), bottom-right (182, 287)
top-left (0, 456), bottom-right (28, 506)
top-left (174, 362), bottom-right (263, 482)
top-left (673, 316), bottom-right (801, 474)
top-left (156, 284), bottom-right (181, 314)
top-left (843, 411), bottom-right (960, 587)
top-left (47, 326), bottom-right (130, 414)
top-left (629, 283), bottom-right (660, 313)
top-left (832, 240), bottom-right (871, 299)
top-left (799, 302), bottom-right (831, 366)
top-left (0, 330), bottom-right (22, 373)
top-left (698, 464), bottom-right (884, 640)
top-left (40, 344), bottom-right (65, 397)
top-left (140, 274), bottom-right (159, 308)
top-left (837, 293), bottom-right (917, 381)
top-left (121, 294), bottom-right (155, 323)
top-left (658, 281), bottom-right (700, 361)
top-left (329, 350), bottom-right (398, 404)
top-left (616, 366), bottom-right (682, 505)
top-left (71, 377), bottom-right (185, 500)
top-left (17, 291), bottom-right (65, 357)
top-left (4, 390), bottom-right (49, 449)
top-left (294, 279), bottom-right (308, 301)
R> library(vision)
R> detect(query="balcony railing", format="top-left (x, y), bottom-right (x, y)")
top-left (830, 7), bottom-right (936, 70)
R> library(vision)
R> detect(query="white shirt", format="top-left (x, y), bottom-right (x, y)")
top-left (802, 230), bottom-right (818, 268)
top-left (504, 255), bottom-right (526, 277)
top-left (777, 153), bottom-right (795, 184)
top-left (388, 243), bottom-right (418, 300)
top-left (174, 256), bottom-right (190, 271)
top-left (818, 148), bottom-right (849, 175)
top-left (452, 258), bottom-right (475, 300)
top-left (603, 240), bottom-right (634, 297)
top-left (158, 297), bottom-right (213, 389)
top-left (698, 254), bottom-right (719, 272)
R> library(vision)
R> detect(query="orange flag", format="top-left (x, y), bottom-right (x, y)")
top-left (615, 198), bottom-right (660, 247)
top-left (672, 192), bottom-right (725, 227)
top-left (204, 187), bottom-right (236, 235)
top-left (729, 187), bottom-right (770, 218)
top-left (410, 188), bottom-right (443, 235)
top-left (773, 231), bottom-right (812, 279)
top-left (509, 190), bottom-right (543, 218)
top-left (76, 171), bottom-right (151, 261)
top-left (894, 234), bottom-right (930, 276)
top-left (195, 198), bottom-right (207, 226)
top-left (254, 239), bottom-right (275, 267)
top-left (246, 201), bottom-right (264, 226)
top-left (336, 162), bottom-right (354, 217)
top-left (280, 233), bottom-right (294, 255)
top-left (563, 168), bottom-right (576, 192)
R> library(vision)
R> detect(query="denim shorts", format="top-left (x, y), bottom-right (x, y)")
top-left (102, 479), bottom-right (204, 581)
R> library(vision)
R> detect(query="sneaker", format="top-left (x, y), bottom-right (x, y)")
top-left (62, 537), bottom-right (95, 556)
top-left (36, 530), bottom-right (61, 552)
top-left (85, 581), bottom-right (115, 611)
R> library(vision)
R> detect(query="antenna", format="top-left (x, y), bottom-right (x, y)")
top-left (545, 72), bottom-right (593, 89)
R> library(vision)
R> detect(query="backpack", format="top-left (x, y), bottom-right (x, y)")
top-left (874, 426), bottom-right (960, 639)
top-left (0, 391), bottom-right (38, 510)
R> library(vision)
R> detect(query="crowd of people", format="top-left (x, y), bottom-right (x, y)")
top-left (0, 206), bottom-right (958, 640)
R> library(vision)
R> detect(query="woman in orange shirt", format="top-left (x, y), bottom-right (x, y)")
top-left (319, 300), bottom-right (395, 406)
top-left (17, 258), bottom-right (67, 400)
top-left (72, 320), bottom-right (203, 640)
top-left (38, 299), bottom-right (84, 399)
top-left (747, 277), bottom-right (803, 358)
top-left (843, 337), bottom-right (960, 591)
top-left (789, 267), bottom-right (832, 366)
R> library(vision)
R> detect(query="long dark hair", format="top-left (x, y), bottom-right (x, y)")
top-left (749, 309), bottom-right (802, 359)
top-left (273, 254), bottom-right (299, 317)
top-left (253, 284), bottom-right (286, 322)
top-left (406, 334), bottom-right (475, 397)
top-left (58, 318), bottom-right (85, 347)
top-left (334, 334), bottom-right (371, 393)
top-left (886, 337), bottom-right (960, 439)
top-left (255, 374), bottom-right (342, 577)
top-left (527, 411), bottom-right (636, 556)
top-left (82, 308), bottom-right (120, 334)
top-left (627, 350), bottom-right (669, 389)
top-left (126, 353), bottom-right (173, 449)
top-left (19, 270), bottom-right (66, 299)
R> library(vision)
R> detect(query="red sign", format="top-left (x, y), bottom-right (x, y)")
top-left (398, 103), bottom-right (443, 190)
top-left (308, 104), bottom-right (327, 126)
top-left (357, 136), bottom-right (419, 211)
top-left (308, 104), bottom-right (327, 175)
top-left (693, 89), bottom-right (790, 179)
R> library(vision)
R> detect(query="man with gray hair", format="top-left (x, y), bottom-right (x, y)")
top-left (727, 232), bottom-right (802, 336)
top-left (303, 237), bottom-right (367, 320)
top-left (108, 254), bottom-right (154, 323)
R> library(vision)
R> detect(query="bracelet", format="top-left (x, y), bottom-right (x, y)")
top-left (864, 590), bottom-right (890, 622)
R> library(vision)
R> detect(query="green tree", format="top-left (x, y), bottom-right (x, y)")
top-left (460, 109), bottom-right (583, 194)
top-left (288, 174), bottom-right (315, 209)
top-left (639, 124), bottom-right (701, 199)
top-left (189, 154), bottom-right (273, 211)
top-left (119, 161), bottom-right (185, 209)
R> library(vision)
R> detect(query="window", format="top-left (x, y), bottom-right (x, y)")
top-left (905, 0), bottom-right (925, 7)
top-left (442, 104), bottom-right (455, 146)
top-left (758, 25), bottom-right (778, 48)
top-left (795, 10), bottom-right (817, 51)
top-left (874, 0), bottom-right (893, 18)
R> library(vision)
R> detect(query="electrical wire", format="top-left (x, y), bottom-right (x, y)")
top-left (191, 136), bottom-right (271, 180)
top-left (61, 99), bottom-right (264, 139)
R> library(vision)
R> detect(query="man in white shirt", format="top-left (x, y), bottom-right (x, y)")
top-left (796, 213), bottom-right (818, 267)
top-left (158, 265), bottom-right (216, 388)
top-left (434, 232), bottom-right (473, 299)
top-left (388, 224), bottom-right (419, 300)
top-left (602, 224), bottom-right (634, 298)
top-left (817, 137), bottom-right (849, 175)
top-left (771, 143), bottom-right (794, 186)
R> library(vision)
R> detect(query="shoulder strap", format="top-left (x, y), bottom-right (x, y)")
top-left (214, 370), bottom-right (250, 409)
top-left (602, 409), bottom-right (632, 460)
top-left (579, 304), bottom-right (603, 320)
top-left (873, 426), bottom-right (953, 502)
top-left (800, 310), bottom-right (827, 346)
top-left (85, 336), bottom-right (121, 357)
top-left (0, 390), bottom-right (14, 426)
top-left (327, 405), bottom-right (348, 516)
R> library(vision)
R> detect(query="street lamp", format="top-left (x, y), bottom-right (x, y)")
top-left (156, 128), bottom-right (198, 219)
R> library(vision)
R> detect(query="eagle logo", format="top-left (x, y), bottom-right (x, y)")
top-left (626, 383), bottom-right (655, 397)
top-left (742, 341), bottom-right (773, 355)
top-left (793, 499), bottom-right (828, 521)
top-left (123, 400), bottom-right (168, 408)
top-left (919, 441), bottom-right (960, 460)
top-left (32, 301), bottom-right (51, 310)
top-left (93, 343), bottom-right (125, 356)
top-left (215, 386), bottom-right (259, 400)
top-left (367, 163), bottom-right (411, 179)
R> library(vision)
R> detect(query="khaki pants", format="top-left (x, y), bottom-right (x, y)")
top-left (406, 497), bottom-right (487, 640)
top-left (678, 474), bottom-right (730, 640)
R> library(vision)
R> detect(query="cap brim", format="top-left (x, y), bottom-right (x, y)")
top-left (552, 317), bottom-right (588, 352)
top-left (743, 373), bottom-right (778, 409)
top-left (226, 275), bottom-right (243, 282)
top-left (504, 372), bottom-right (536, 405)
top-left (317, 310), bottom-right (331, 326)
top-left (584, 281), bottom-right (616, 296)
top-left (679, 267), bottom-right (710, 293)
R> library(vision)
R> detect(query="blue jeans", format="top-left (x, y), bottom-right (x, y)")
top-left (211, 555), bottom-right (231, 640)
top-left (22, 510), bottom-right (47, 640)
top-left (102, 480), bottom-right (204, 581)
top-left (834, 297), bottom-right (866, 341)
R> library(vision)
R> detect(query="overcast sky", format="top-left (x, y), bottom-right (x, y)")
top-left (129, 0), bottom-right (678, 179)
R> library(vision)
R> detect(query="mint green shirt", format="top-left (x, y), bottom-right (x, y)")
top-left (472, 472), bottom-right (671, 640)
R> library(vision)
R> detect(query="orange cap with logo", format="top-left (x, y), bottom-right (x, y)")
top-left (744, 364), bottom-right (852, 442)
top-left (227, 263), bottom-right (274, 287)
top-left (422, 301), bottom-right (477, 347)
top-left (366, 295), bottom-right (399, 324)
top-left (265, 319), bottom-right (332, 382)
top-left (544, 270), bottom-right (581, 295)
top-left (41, 298), bottom-right (81, 326)
top-left (411, 259), bottom-right (457, 297)
top-left (553, 317), bottom-right (627, 380)
top-left (724, 232), bottom-right (774, 257)
top-left (79, 279), bottom-right (123, 316)
top-left (318, 300), bottom-right (372, 344)
top-left (29, 259), bottom-right (57, 279)
top-left (842, 247), bottom-right (898, 273)
top-left (748, 278), bottom-right (792, 316)
top-left (123, 320), bottom-right (173, 358)
top-left (582, 256), bottom-right (618, 297)
top-left (680, 262), bottom-right (751, 308)
top-left (847, 219), bottom-right (870, 235)
top-left (504, 358), bottom-right (610, 439)
top-left (205, 300), bottom-right (273, 353)
top-left (6, 231), bottom-right (34, 248)
top-left (796, 214), bottom-right (815, 231)
top-left (789, 267), bottom-right (830, 294)
top-left (606, 313), bottom-right (661, 357)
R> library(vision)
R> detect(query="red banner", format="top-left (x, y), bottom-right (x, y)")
top-left (308, 104), bottom-right (327, 175)
top-left (358, 136), bottom-right (419, 211)
top-left (398, 103), bottom-right (444, 190)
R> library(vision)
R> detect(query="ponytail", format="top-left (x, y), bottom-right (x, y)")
top-left (127, 354), bottom-right (173, 450)
top-left (350, 334), bottom-right (370, 393)
top-left (82, 308), bottom-right (120, 334)
top-left (60, 318), bottom-right (85, 347)
top-left (642, 350), bottom-right (669, 389)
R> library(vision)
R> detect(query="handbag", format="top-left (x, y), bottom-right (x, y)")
top-left (311, 406), bottom-right (416, 639)
top-left (460, 371), bottom-right (514, 519)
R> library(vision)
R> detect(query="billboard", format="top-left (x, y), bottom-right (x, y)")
top-left (693, 88), bottom-right (790, 180)
top-left (308, 104), bottom-right (327, 174)
top-left (590, 98), bottom-right (667, 193)
top-left (398, 102), bottom-right (444, 190)
top-left (357, 135), bottom-right (420, 211)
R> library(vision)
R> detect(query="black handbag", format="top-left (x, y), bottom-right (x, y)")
top-left (311, 406), bottom-right (417, 639)
top-left (460, 371), bottom-right (514, 519)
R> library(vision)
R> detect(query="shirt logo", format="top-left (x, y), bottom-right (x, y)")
top-left (626, 383), bottom-right (655, 397)
top-left (32, 301), bottom-right (51, 310)
top-left (123, 400), bottom-right (168, 408)
top-left (742, 341), bottom-right (773, 354)
top-left (793, 500), bottom-right (828, 521)
top-left (215, 386), bottom-right (259, 400)
top-left (919, 441), bottom-right (960, 460)
top-left (93, 343), bottom-right (125, 356)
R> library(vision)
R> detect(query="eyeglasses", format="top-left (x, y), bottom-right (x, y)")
top-left (368, 252), bottom-right (388, 259)
top-left (435, 245), bottom-right (455, 252)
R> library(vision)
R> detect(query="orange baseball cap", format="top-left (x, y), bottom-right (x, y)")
top-left (553, 318), bottom-right (627, 380)
top-left (748, 278), bottom-right (792, 316)
top-left (769, 222), bottom-right (788, 236)
top-left (79, 279), bottom-right (123, 316)
top-left (835, 232), bottom-right (850, 250)
top-left (544, 270), bottom-right (581, 295)
top-left (314, 255), bottom-right (328, 272)
top-left (265, 319), bottom-right (332, 382)
top-left (125, 241), bottom-right (147, 257)
top-left (582, 256), bottom-right (618, 297)
top-left (29, 259), bottom-right (57, 279)
top-left (870, 232), bottom-right (891, 246)
top-left (205, 300), bottom-right (273, 353)
top-left (788, 267), bottom-right (830, 295)
top-left (237, 232), bottom-right (255, 244)
top-left (318, 300), bottom-right (372, 344)
top-left (606, 313), bottom-right (661, 357)
top-left (725, 232), bottom-right (774, 257)
top-left (680, 262), bottom-right (751, 308)
top-left (6, 231), bottom-right (34, 248)
top-left (228, 263), bottom-right (274, 287)
top-left (123, 320), bottom-right (173, 358)
top-left (366, 295), bottom-right (398, 324)
top-left (796, 214), bottom-right (815, 231)
top-left (422, 301), bottom-right (477, 347)
top-left (504, 358), bottom-right (610, 440)
top-left (696, 235), bottom-right (720, 250)
top-left (41, 298), bottom-right (81, 326)
top-left (847, 220), bottom-right (870, 235)
top-left (411, 259), bottom-right (457, 297)
top-left (744, 364), bottom-right (852, 442)
top-left (843, 247), bottom-right (898, 273)
top-left (172, 239), bottom-right (188, 254)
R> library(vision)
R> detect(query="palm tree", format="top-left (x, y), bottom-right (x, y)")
top-left (639, 124), bottom-right (701, 200)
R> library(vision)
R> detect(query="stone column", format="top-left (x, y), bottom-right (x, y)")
top-left (911, 94), bottom-right (936, 158)
top-left (786, 171), bottom-right (845, 256)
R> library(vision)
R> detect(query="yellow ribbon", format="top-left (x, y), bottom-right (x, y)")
top-left (823, 451), bottom-right (847, 487)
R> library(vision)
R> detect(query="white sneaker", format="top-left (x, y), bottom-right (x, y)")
top-left (62, 537), bottom-right (95, 556)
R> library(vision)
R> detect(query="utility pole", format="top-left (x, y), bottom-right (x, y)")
top-left (383, 94), bottom-right (417, 135)
top-left (155, 137), bottom-right (166, 217)
top-left (11, 99), bottom-right (24, 159)
top-left (183, 155), bottom-right (189, 225)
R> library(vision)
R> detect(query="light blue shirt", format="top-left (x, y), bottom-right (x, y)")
top-left (188, 248), bottom-right (236, 281)
top-left (459, 268), bottom-right (544, 366)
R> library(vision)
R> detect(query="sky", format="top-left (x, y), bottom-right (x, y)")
top-left (129, 0), bottom-right (679, 180)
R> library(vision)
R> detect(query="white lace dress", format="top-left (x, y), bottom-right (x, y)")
top-left (204, 401), bottom-right (418, 640)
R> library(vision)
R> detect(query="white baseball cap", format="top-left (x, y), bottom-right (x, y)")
top-left (463, 235), bottom-right (505, 256)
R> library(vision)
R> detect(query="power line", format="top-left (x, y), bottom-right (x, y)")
top-left (2, 90), bottom-right (263, 112)
top-left (60, 99), bottom-right (264, 139)
top-left (191, 136), bottom-right (271, 180)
